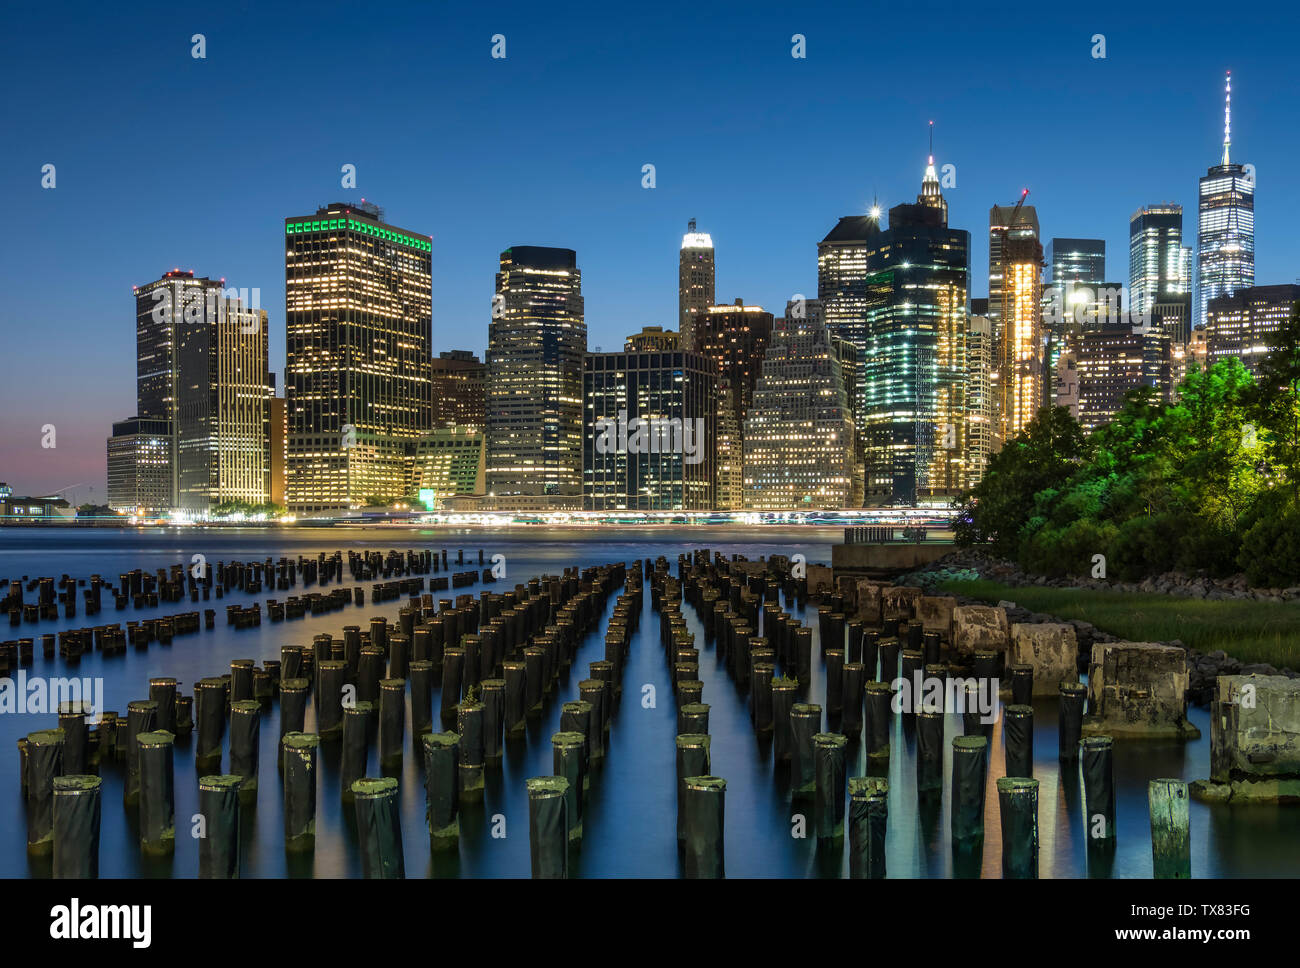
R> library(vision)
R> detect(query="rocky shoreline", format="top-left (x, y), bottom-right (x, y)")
top-left (897, 550), bottom-right (1300, 708)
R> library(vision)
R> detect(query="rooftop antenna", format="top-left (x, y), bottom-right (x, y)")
top-left (1222, 70), bottom-right (1232, 166)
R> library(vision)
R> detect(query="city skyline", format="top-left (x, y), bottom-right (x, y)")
top-left (5, 1), bottom-right (1298, 498)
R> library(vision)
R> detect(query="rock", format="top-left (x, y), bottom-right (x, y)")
top-left (952, 605), bottom-right (1009, 656)
top-left (1083, 641), bottom-right (1200, 739)
top-left (1009, 623), bottom-right (1079, 695)
top-left (881, 585), bottom-right (921, 622)
top-left (1209, 675), bottom-right (1300, 784)
top-left (916, 595), bottom-right (957, 639)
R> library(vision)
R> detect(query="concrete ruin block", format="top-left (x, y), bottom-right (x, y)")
top-left (807, 565), bottom-right (834, 596)
top-left (1009, 623), bottom-right (1078, 695)
top-left (1083, 642), bottom-right (1198, 739)
top-left (881, 585), bottom-right (921, 623)
top-left (917, 596), bottom-right (957, 639)
top-left (951, 605), bottom-right (1009, 655)
top-left (1208, 675), bottom-right (1300, 788)
top-left (851, 580), bottom-right (883, 626)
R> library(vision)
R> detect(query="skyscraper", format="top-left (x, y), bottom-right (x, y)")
top-left (583, 340), bottom-right (716, 510)
top-left (431, 350), bottom-right (487, 429)
top-left (742, 311), bottom-right (855, 510)
top-left (106, 417), bottom-right (173, 513)
top-left (991, 197), bottom-right (1045, 443)
top-left (1130, 205), bottom-right (1193, 341)
top-left (1205, 285), bottom-right (1300, 377)
top-left (175, 292), bottom-right (270, 513)
top-left (1071, 326), bottom-right (1173, 432)
top-left (694, 300), bottom-right (774, 436)
top-left (284, 202), bottom-right (433, 511)
top-left (485, 245), bottom-right (586, 510)
top-left (856, 155), bottom-right (971, 504)
top-left (128, 270), bottom-right (270, 513)
top-left (679, 220), bottom-right (715, 352)
top-left (818, 210), bottom-right (881, 437)
top-left (1197, 72), bottom-right (1255, 330)
top-left (988, 198), bottom-right (1039, 343)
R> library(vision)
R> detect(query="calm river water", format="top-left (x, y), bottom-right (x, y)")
top-left (2, 526), bottom-right (1295, 878)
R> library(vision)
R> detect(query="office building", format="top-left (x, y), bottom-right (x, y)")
top-left (1205, 284), bottom-right (1300, 377)
top-left (582, 342), bottom-right (716, 510)
top-left (284, 201), bottom-right (433, 511)
top-left (106, 417), bottom-right (173, 513)
top-left (679, 220), bottom-right (715, 352)
top-left (1130, 205), bottom-right (1193, 340)
top-left (741, 309), bottom-right (856, 509)
top-left (485, 245), bottom-right (586, 510)
top-left (410, 427), bottom-right (486, 510)
top-left (431, 350), bottom-right (487, 429)
top-left (1197, 72), bottom-right (1255, 330)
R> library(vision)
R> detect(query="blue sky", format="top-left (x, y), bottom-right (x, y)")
top-left (2, 0), bottom-right (1297, 499)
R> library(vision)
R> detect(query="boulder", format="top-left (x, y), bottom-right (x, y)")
top-left (1009, 623), bottom-right (1079, 695)
top-left (851, 579), bottom-right (883, 625)
top-left (1209, 675), bottom-right (1300, 784)
top-left (917, 596), bottom-right (957, 639)
top-left (951, 605), bottom-right (1009, 655)
top-left (881, 585), bottom-right (921, 623)
top-left (1083, 641), bottom-right (1199, 739)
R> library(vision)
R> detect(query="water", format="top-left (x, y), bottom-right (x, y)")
top-left (2, 526), bottom-right (1297, 878)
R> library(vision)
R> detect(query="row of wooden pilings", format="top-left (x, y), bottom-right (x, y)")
top-left (643, 550), bottom-right (1191, 878)
top-left (19, 558), bottom-right (647, 877)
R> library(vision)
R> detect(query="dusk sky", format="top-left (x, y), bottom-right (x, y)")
top-left (2, 0), bottom-right (1297, 501)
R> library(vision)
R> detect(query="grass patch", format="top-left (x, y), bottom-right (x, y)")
top-left (939, 579), bottom-right (1300, 670)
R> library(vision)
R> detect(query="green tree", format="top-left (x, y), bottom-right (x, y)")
top-left (953, 405), bottom-right (1089, 556)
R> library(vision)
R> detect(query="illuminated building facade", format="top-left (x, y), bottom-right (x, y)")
top-left (175, 293), bottom-right (271, 513)
top-left (857, 157), bottom-right (971, 504)
top-left (695, 300), bottom-right (773, 438)
top-left (988, 201), bottom-right (1039, 344)
top-left (679, 220), bottom-right (715, 352)
top-left (1071, 326), bottom-right (1172, 431)
top-left (270, 392), bottom-right (286, 506)
top-left (1130, 205), bottom-right (1192, 340)
top-left (742, 311), bottom-right (855, 510)
top-left (284, 202), bottom-right (433, 511)
top-left (715, 379), bottom-right (744, 511)
top-left (1197, 73), bottom-right (1254, 330)
top-left (582, 345), bottom-right (716, 510)
top-left (431, 350), bottom-right (487, 429)
top-left (625, 326), bottom-right (680, 352)
top-left (106, 417), bottom-right (173, 513)
top-left (996, 229), bottom-right (1045, 443)
top-left (410, 427), bottom-right (486, 509)
top-left (1205, 285), bottom-right (1300, 377)
top-left (485, 245), bottom-right (586, 510)
top-left (965, 314), bottom-right (995, 486)
top-left (818, 211), bottom-right (881, 436)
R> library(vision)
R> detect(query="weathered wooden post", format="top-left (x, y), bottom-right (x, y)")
top-left (1059, 682), bottom-right (1086, 761)
top-left (52, 775), bottom-right (102, 877)
top-left (1148, 778), bottom-right (1191, 879)
top-left (282, 732), bottom-right (319, 852)
top-left (26, 730), bottom-right (64, 855)
top-left (790, 703), bottom-right (821, 798)
top-left (681, 776), bottom-right (726, 878)
top-left (197, 775), bottom-right (242, 878)
top-left (422, 732), bottom-right (460, 850)
top-left (996, 777), bottom-right (1039, 879)
top-left (137, 730), bottom-right (176, 855)
top-left (1080, 735), bottom-right (1116, 848)
top-left (951, 735), bottom-right (988, 846)
top-left (229, 700), bottom-right (260, 804)
top-left (378, 678), bottom-right (406, 772)
top-left (675, 733), bottom-right (711, 847)
top-left (814, 733), bottom-right (847, 842)
top-left (1003, 704), bottom-right (1034, 778)
top-left (352, 777), bottom-right (405, 879)
top-left (552, 732), bottom-right (586, 841)
top-left (341, 702), bottom-right (373, 804)
top-left (848, 776), bottom-right (888, 878)
top-left (526, 776), bottom-right (569, 878)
